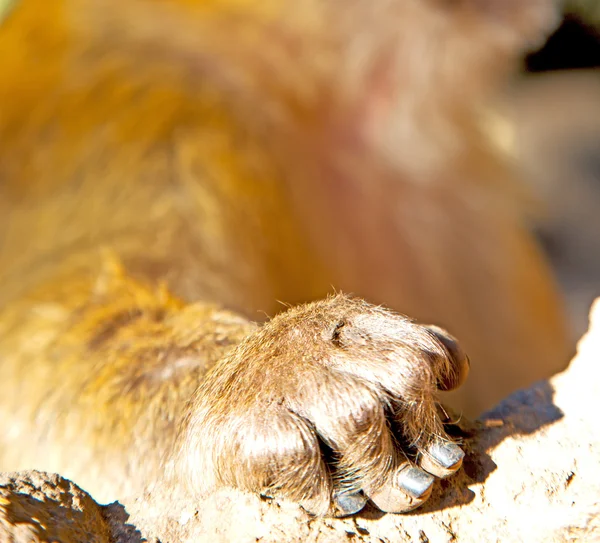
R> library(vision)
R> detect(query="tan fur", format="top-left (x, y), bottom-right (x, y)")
top-left (0, 0), bottom-right (571, 515)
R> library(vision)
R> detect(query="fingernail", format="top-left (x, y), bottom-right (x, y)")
top-left (429, 442), bottom-right (464, 470)
top-left (333, 491), bottom-right (367, 517)
top-left (368, 466), bottom-right (434, 513)
top-left (420, 441), bottom-right (465, 478)
top-left (397, 467), bottom-right (434, 499)
top-left (426, 325), bottom-right (470, 391)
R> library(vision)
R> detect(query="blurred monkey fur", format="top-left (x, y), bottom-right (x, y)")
top-left (0, 0), bottom-right (587, 517)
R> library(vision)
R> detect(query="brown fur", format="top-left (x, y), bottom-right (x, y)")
top-left (179, 295), bottom-right (465, 514)
top-left (0, 0), bottom-right (571, 515)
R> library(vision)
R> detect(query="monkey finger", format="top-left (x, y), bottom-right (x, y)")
top-left (332, 490), bottom-right (368, 517)
top-left (367, 465), bottom-right (434, 513)
top-left (425, 325), bottom-right (471, 391)
top-left (418, 440), bottom-right (465, 478)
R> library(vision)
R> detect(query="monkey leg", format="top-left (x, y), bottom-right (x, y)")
top-left (0, 262), bottom-right (467, 517)
top-left (0, 257), bottom-right (257, 502)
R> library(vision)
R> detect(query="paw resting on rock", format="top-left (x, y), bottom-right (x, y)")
top-left (176, 295), bottom-right (469, 516)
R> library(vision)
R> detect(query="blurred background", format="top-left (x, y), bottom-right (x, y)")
top-left (504, 1), bottom-right (600, 337)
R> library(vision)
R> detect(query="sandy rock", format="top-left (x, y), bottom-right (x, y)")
top-left (4, 300), bottom-right (600, 542)
top-left (0, 471), bottom-right (143, 543)
top-left (0, 471), bottom-right (111, 543)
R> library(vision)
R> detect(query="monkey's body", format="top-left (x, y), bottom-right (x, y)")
top-left (0, 0), bottom-right (572, 515)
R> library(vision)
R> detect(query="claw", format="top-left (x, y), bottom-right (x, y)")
top-left (397, 466), bottom-right (435, 498)
top-left (368, 466), bottom-right (434, 513)
top-left (420, 441), bottom-right (464, 478)
top-left (332, 491), bottom-right (367, 517)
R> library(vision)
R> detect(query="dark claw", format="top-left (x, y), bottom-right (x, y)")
top-left (420, 441), bottom-right (465, 478)
top-left (333, 490), bottom-right (367, 517)
top-left (426, 325), bottom-right (470, 391)
top-left (397, 466), bottom-right (435, 499)
top-left (429, 441), bottom-right (465, 470)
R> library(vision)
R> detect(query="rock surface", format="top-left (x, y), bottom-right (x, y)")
top-left (0, 471), bottom-right (110, 543)
top-left (4, 300), bottom-right (600, 542)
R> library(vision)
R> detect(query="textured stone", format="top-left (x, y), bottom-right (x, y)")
top-left (0, 471), bottom-right (110, 543)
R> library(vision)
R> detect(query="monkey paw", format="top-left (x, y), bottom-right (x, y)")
top-left (180, 295), bottom-right (469, 516)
